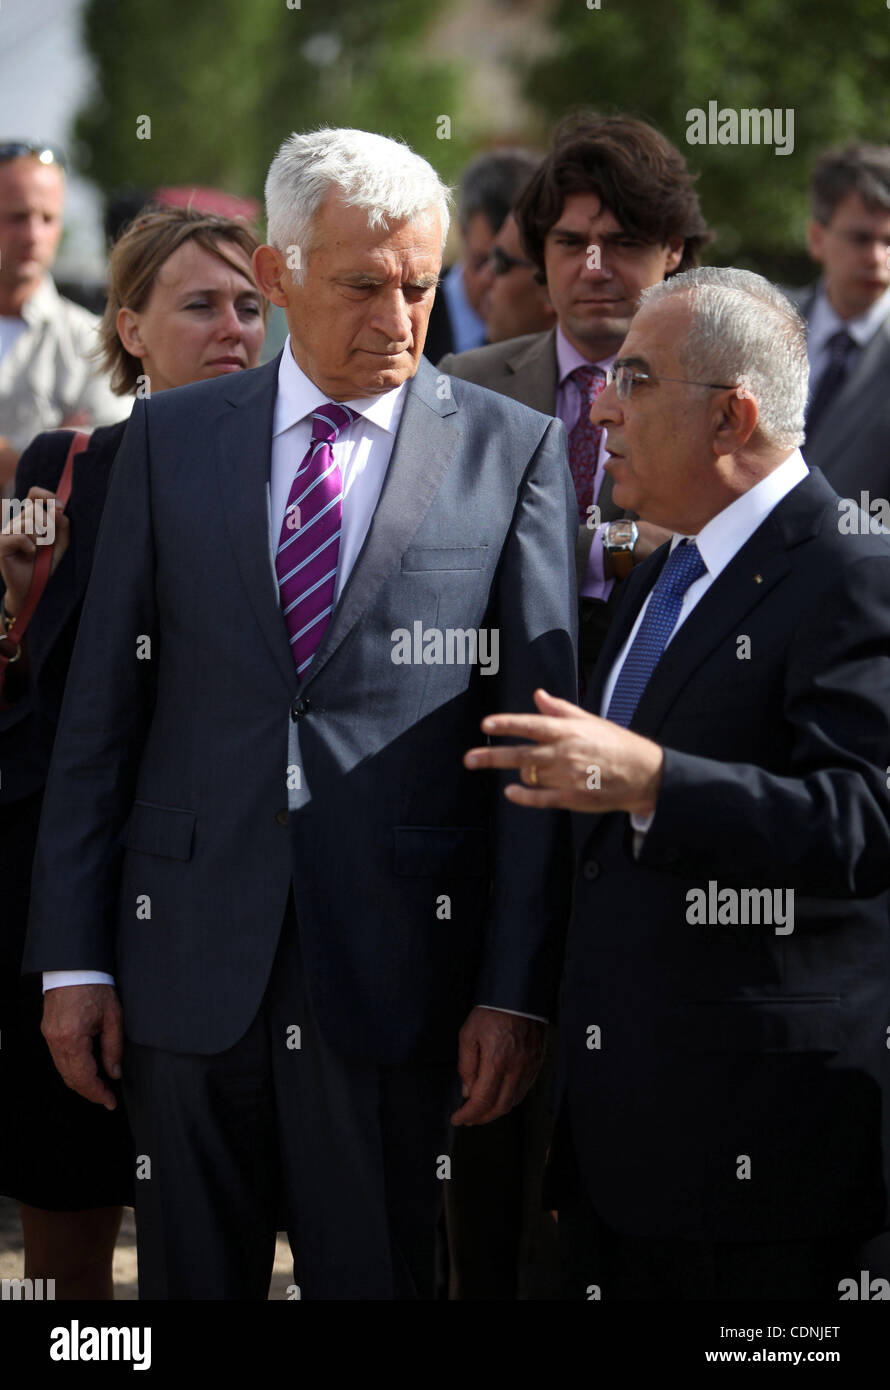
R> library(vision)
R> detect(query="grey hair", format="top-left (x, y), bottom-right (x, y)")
top-left (457, 148), bottom-right (541, 232)
top-left (265, 127), bottom-right (452, 283)
top-left (639, 267), bottom-right (809, 451)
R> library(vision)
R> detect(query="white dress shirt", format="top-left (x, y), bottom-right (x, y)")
top-left (45, 340), bottom-right (541, 1020)
top-left (269, 337), bottom-right (408, 589)
top-left (597, 449), bottom-right (810, 840)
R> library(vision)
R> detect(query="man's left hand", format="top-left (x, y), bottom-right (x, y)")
top-left (464, 687), bottom-right (665, 815)
top-left (451, 1007), bottom-right (545, 1125)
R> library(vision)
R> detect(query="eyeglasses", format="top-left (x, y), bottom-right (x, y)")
top-left (0, 141), bottom-right (67, 170)
top-left (489, 245), bottom-right (533, 277)
top-left (605, 363), bottom-right (734, 400)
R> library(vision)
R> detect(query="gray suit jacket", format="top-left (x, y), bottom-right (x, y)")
top-left (24, 354), bottom-right (578, 1064)
top-left (439, 329), bottom-right (626, 686)
top-left (789, 285), bottom-right (890, 501)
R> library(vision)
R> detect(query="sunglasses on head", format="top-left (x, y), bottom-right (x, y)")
top-left (0, 141), bottom-right (67, 171)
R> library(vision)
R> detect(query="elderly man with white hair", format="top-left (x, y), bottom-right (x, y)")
top-left (467, 266), bottom-right (890, 1299)
top-left (23, 128), bottom-right (578, 1299)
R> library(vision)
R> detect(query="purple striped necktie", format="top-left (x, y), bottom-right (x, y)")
top-left (567, 363), bottom-right (608, 522)
top-left (276, 401), bottom-right (357, 679)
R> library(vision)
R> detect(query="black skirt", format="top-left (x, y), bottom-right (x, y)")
top-left (0, 789), bottom-right (134, 1210)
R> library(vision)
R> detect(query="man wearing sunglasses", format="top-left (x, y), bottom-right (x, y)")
top-left (0, 142), bottom-right (127, 492)
top-left (482, 214), bottom-right (557, 345)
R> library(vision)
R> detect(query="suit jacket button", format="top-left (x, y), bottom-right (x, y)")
top-left (582, 859), bottom-right (600, 881)
top-left (275, 809), bottom-right (289, 826)
top-left (291, 695), bottom-right (311, 721)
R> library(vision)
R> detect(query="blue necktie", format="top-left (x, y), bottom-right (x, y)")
top-left (606, 540), bottom-right (707, 728)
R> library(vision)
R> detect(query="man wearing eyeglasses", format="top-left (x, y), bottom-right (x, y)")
top-left (438, 113), bottom-right (712, 1302)
top-left (0, 143), bottom-right (127, 492)
top-left (788, 143), bottom-right (890, 508)
top-left (440, 114), bottom-right (712, 694)
top-left (465, 266), bottom-right (890, 1300)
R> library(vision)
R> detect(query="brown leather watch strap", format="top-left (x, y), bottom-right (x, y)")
top-left (609, 546), bottom-right (635, 580)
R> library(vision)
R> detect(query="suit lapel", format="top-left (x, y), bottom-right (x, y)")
top-left (806, 314), bottom-right (890, 464)
top-left (301, 357), bottom-right (460, 689)
top-left (504, 330), bottom-right (558, 413)
top-left (500, 330), bottom-right (625, 522)
top-left (214, 355), bottom-right (297, 694)
top-left (578, 470), bottom-right (833, 855)
top-left (624, 473), bottom-right (836, 733)
top-left (628, 519), bottom-right (792, 734)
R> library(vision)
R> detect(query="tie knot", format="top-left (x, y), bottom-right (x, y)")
top-left (569, 363), bottom-right (608, 405)
top-left (657, 539), bottom-right (706, 597)
top-left (825, 329), bottom-right (855, 364)
top-left (311, 402), bottom-right (357, 446)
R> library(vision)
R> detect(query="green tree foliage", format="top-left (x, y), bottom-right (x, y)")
top-left (522, 0), bottom-right (890, 281)
top-left (73, 0), bottom-right (473, 211)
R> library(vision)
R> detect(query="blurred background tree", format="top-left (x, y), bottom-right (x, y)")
top-left (73, 0), bottom-right (475, 215)
top-left (521, 0), bottom-right (890, 282)
top-left (73, 0), bottom-right (890, 283)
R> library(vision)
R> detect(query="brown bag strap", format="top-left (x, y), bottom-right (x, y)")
top-left (0, 431), bottom-right (91, 702)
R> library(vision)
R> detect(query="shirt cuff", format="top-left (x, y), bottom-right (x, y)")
top-left (43, 970), bottom-right (116, 992)
top-left (629, 809), bottom-right (655, 859)
top-left (581, 525), bottom-right (616, 601)
top-left (477, 1004), bottom-right (548, 1023)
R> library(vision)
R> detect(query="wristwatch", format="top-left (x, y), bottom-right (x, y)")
top-left (602, 519), bottom-right (639, 579)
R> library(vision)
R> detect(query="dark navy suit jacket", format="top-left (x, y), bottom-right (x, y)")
top-left (552, 469), bottom-right (890, 1243)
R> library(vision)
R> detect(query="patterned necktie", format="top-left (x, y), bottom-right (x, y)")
top-left (276, 402), bottom-right (357, 680)
top-left (805, 329), bottom-right (856, 435)
top-left (606, 540), bottom-right (707, 728)
top-left (567, 363), bottom-right (608, 522)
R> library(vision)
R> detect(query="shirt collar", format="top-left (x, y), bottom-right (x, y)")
top-left (273, 335), bottom-right (409, 438)
top-left (674, 449), bottom-right (810, 580)
top-left (555, 324), bottom-right (615, 385)
top-left (810, 281), bottom-right (890, 350)
top-left (20, 274), bottom-right (60, 327)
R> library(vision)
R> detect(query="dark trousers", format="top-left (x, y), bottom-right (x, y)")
top-left (123, 899), bottom-right (460, 1299)
top-left (558, 1188), bottom-right (890, 1300)
top-left (445, 1028), bottom-right (561, 1299)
